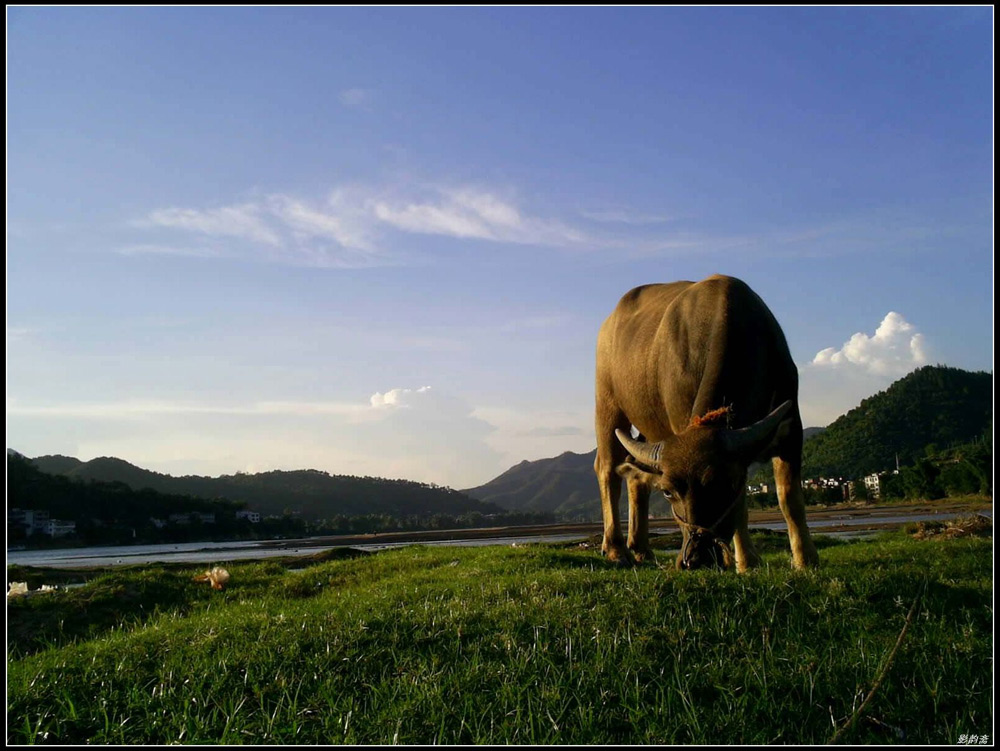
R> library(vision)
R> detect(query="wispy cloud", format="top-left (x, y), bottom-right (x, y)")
top-left (133, 191), bottom-right (394, 268)
top-left (372, 187), bottom-right (591, 247)
top-left (141, 204), bottom-right (283, 246)
top-left (132, 183), bottom-right (599, 267)
top-left (132, 181), bottom-right (951, 270)
top-left (267, 192), bottom-right (376, 252)
top-left (811, 312), bottom-right (928, 376)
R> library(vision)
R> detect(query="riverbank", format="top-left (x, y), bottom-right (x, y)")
top-left (7, 498), bottom-right (990, 570)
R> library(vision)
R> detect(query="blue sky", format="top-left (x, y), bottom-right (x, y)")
top-left (7, 7), bottom-right (993, 488)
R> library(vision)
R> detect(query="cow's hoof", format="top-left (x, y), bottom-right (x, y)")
top-left (792, 554), bottom-right (820, 570)
top-left (602, 543), bottom-right (634, 566)
top-left (630, 547), bottom-right (657, 565)
top-left (736, 556), bottom-right (761, 573)
top-left (791, 545), bottom-right (820, 569)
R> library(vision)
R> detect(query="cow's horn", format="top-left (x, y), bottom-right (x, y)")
top-left (615, 429), bottom-right (664, 470)
top-left (722, 400), bottom-right (794, 459)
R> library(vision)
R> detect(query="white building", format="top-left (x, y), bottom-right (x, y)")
top-left (236, 510), bottom-right (261, 523)
top-left (864, 473), bottom-right (882, 500)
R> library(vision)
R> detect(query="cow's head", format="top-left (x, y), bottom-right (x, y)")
top-left (615, 400), bottom-right (793, 571)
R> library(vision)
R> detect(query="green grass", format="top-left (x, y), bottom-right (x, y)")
top-left (6, 531), bottom-right (993, 744)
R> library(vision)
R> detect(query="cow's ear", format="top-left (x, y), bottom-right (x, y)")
top-left (616, 460), bottom-right (662, 485)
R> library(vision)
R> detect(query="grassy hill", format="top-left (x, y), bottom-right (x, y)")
top-left (7, 529), bottom-right (992, 744)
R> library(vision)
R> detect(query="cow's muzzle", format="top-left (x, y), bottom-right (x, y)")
top-left (676, 529), bottom-right (731, 571)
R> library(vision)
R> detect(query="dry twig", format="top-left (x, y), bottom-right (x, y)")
top-left (828, 578), bottom-right (927, 744)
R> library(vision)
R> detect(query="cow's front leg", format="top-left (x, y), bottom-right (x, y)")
top-left (731, 493), bottom-right (761, 573)
top-left (773, 455), bottom-right (819, 569)
top-left (596, 458), bottom-right (631, 565)
top-left (626, 474), bottom-right (656, 564)
top-left (594, 403), bottom-right (632, 566)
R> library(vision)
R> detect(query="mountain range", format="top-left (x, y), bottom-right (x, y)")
top-left (11, 366), bottom-right (991, 524)
top-left (19, 455), bottom-right (502, 521)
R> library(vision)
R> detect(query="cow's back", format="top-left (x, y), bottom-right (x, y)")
top-left (596, 275), bottom-right (798, 441)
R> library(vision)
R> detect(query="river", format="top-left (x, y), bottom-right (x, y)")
top-left (7, 507), bottom-right (989, 570)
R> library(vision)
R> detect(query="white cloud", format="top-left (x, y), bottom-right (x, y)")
top-left (811, 312), bottom-right (928, 376)
top-left (798, 312), bottom-right (932, 426)
top-left (369, 386), bottom-right (433, 409)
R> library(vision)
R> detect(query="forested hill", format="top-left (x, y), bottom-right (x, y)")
top-left (22, 454), bottom-right (501, 520)
top-left (801, 365), bottom-right (992, 478)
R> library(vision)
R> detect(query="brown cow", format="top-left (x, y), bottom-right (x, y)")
top-left (594, 274), bottom-right (819, 571)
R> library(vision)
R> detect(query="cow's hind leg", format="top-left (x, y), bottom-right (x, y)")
top-left (731, 492), bottom-right (761, 573)
top-left (773, 454), bottom-right (819, 569)
top-left (626, 474), bottom-right (656, 564)
top-left (595, 397), bottom-right (632, 565)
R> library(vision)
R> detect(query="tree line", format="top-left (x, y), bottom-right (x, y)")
top-left (6, 454), bottom-right (555, 549)
top-left (748, 431), bottom-right (991, 508)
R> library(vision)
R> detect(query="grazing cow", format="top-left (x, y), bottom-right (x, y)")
top-left (594, 274), bottom-right (819, 571)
